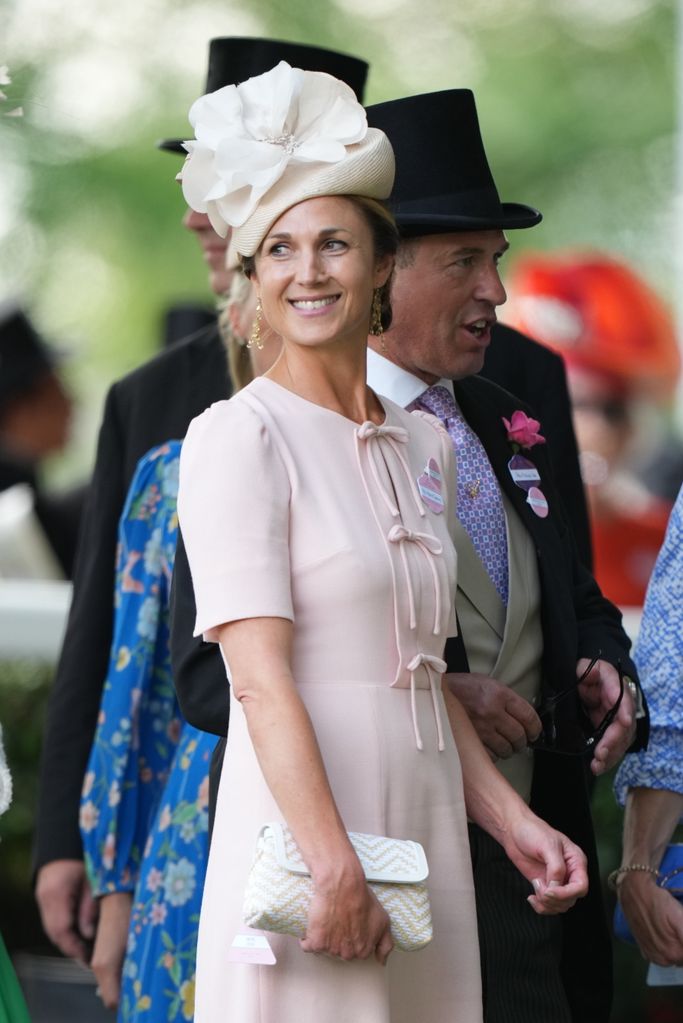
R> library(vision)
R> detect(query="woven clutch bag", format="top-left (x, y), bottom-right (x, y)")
top-left (243, 822), bottom-right (432, 952)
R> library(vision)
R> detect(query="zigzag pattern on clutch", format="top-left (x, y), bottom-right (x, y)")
top-left (243, 827), bottom-right (433, 952)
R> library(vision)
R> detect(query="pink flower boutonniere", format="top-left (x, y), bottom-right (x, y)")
top-left (504, 411), bottom-right (549, 518)
top-left (502, 410), bottom-right (546, 450)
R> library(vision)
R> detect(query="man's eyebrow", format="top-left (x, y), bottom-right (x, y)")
top-left (444, 241), bottom-right (511, 258)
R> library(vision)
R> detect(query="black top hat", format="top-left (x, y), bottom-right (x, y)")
top-left (158, 38), bottom-right (369, 154)
top-left (0, 305), bottom-right (57, 411)
top-left (366, 90), bottom-right (541, 233)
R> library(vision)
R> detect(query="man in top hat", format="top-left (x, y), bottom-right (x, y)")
top-left (360, 89), bottom-right (647, 1022)
top-left (0, 303), bottom-right (84, 576)
top-left (33, 36), bottom-right (369, 966)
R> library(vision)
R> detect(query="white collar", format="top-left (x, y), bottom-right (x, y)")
top-left (366, 348), bottom-right (455, 409)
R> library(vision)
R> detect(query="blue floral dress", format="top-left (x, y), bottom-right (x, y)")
top-left (80, 442), bottom-right (215, 1022)
top-left (614, 482), bottom-right (683, 811)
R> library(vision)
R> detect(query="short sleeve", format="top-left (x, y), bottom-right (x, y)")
top-left (178, 397), bottom-right (293, 640)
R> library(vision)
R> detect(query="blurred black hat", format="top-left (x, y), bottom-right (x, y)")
top-left (0, 304), bottom-right (57, 411)
top-left (366, 90), bottom-right (541, 234)
top-left (158, 38), bottom-right (369, 154)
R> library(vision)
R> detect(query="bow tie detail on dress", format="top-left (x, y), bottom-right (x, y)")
top-left (414, 384), bottom-right (509, 605)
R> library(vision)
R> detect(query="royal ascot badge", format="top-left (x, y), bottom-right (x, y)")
top-left (526, 486), bottom-right (549, 519)
top-left (507, 453), bottom-right (540, 492)
top-left (417, 458), bottom-right (444, 514)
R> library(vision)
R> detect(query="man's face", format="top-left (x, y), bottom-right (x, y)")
top-left (182, 208), bottom-right (233, 296)
top-left (380, 229), bottom-right (509, 382)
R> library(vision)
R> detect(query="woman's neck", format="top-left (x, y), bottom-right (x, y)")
top-left (265, 335), bottom-right (383, 425)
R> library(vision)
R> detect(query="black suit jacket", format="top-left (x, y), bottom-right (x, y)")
top-left (33, 324), bottom-right (230, 870)
top-left (446, 373), bottom-right (646, 1023)
top-left (479, 322), bottom-right (592, 570)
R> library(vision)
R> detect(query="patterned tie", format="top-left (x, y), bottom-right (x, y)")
top-left (413, 384), bottom-right (509, 605)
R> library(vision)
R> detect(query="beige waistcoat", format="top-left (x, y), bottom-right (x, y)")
top-left (451, 493), bottom-right (543, 803)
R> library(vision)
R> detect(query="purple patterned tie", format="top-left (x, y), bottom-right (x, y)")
top-left (413, 384), bottom-right (509, 605)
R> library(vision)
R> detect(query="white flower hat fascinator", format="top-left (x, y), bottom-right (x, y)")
top-left (179, 61), bottom-right (395, 257)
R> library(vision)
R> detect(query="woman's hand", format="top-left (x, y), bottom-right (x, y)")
top-left (300, 864), bottom-right (394, 965)
top-left (90, 891), bottom-right (133, 1009)
top-left (500, 813), bottom-right (588, 915)
top-left (618, 872), bottom-right (683, 966)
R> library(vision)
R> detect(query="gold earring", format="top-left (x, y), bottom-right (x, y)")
top-left (370, 288), bottom-right (387, 352)
top-left (370, 288), bottom-right (383, 337)
top-left (247, 299), bottom-right (264, 351)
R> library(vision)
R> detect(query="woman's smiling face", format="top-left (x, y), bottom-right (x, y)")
top-left (251, 195), bottom-right (392, 351)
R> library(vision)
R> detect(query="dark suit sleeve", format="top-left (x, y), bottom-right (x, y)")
top-left (531, 437), bottom-right (649, 752)
top-left (33, 385), bottom-right (126, 870)
top-left (170, 529), bottom-right (229, 737)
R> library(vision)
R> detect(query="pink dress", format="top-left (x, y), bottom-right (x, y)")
top-left (178, 376), bottom-right (482, 1023)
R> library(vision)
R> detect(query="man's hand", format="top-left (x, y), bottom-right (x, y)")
top-left (446, 672), bottom-right (542, 759)
top-left (35, 859), bottom-right (97, 964)
top-left (576, 658), bottom-right (636, 775)
top-left (90, 892), bottom-right (134, 1009)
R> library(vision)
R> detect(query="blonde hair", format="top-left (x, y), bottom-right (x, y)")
top-left (217, 272), bottom-right (256, 392)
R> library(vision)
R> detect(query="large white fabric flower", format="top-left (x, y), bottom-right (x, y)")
top-left (179, 61), bottom-right (368, 237)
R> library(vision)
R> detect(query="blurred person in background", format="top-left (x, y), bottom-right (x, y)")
top-left (33, 35), bottom-right (369, 971)
top-left (0, 723), bottom-right (31, 1022)
top-left (0, 303), bottom-right (84, 577)
top-left (505, 253), bottom-right (681, 607)
top-left (612, 482), bottom-right (683, 968)
top-left (82, 279), bottom-right (279, 1020)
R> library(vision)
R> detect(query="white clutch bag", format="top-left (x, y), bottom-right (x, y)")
top-left (243, 822), bottom-right (433, 952)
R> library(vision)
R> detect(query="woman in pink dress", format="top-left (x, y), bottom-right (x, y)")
top-left (177, 62), bottom-right (588, 1023)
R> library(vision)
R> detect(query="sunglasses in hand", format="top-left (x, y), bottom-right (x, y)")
top-left (529, 654), bottom-right (625, 756)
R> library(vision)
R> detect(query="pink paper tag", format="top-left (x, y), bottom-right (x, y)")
top-left (417, 458), bottom-right (444, 514)
top-left (527, 486), bottom-right (549, 518)
top-left (226, 933), bottom-right (277, 965)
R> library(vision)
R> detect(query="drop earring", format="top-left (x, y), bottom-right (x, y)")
top-left (370, 288), bottom-right (387, 352)
top-left (247, 299), bottom-right (264, 350)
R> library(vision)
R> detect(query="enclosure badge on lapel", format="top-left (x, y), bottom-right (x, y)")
top-left (526, 486), bottom-right (549, 518)
top-left (503, 411), bottom-right (549, 518)
top-left (417, 458), bottom-right (444, 514)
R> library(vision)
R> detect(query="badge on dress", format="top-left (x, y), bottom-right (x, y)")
top-left (417, 458), bottom-right (444, 514)
top-left (526, 486), bottom-right (549, 518)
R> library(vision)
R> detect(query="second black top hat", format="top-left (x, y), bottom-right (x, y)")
top-left (158, 38), bottom-right (369, 154)
top-left (367, 90), bottom-right (541, 234)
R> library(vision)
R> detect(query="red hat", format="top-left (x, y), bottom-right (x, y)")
top-left (505, 253), bottom-right (680, 401)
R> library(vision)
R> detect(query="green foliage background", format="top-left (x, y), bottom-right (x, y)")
top-left (0, 2), bottom-right (679, 1020)
top-left (0, 0), bottom-right (677, 483)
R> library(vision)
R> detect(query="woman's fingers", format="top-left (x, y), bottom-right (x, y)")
top-left (300, 886), bottom-right (394, 962)
top-left (375, 927), bottom-right (394, 966)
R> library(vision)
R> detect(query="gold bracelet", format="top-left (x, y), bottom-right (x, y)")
top-left (607, 864), bottom-right (660, 891)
